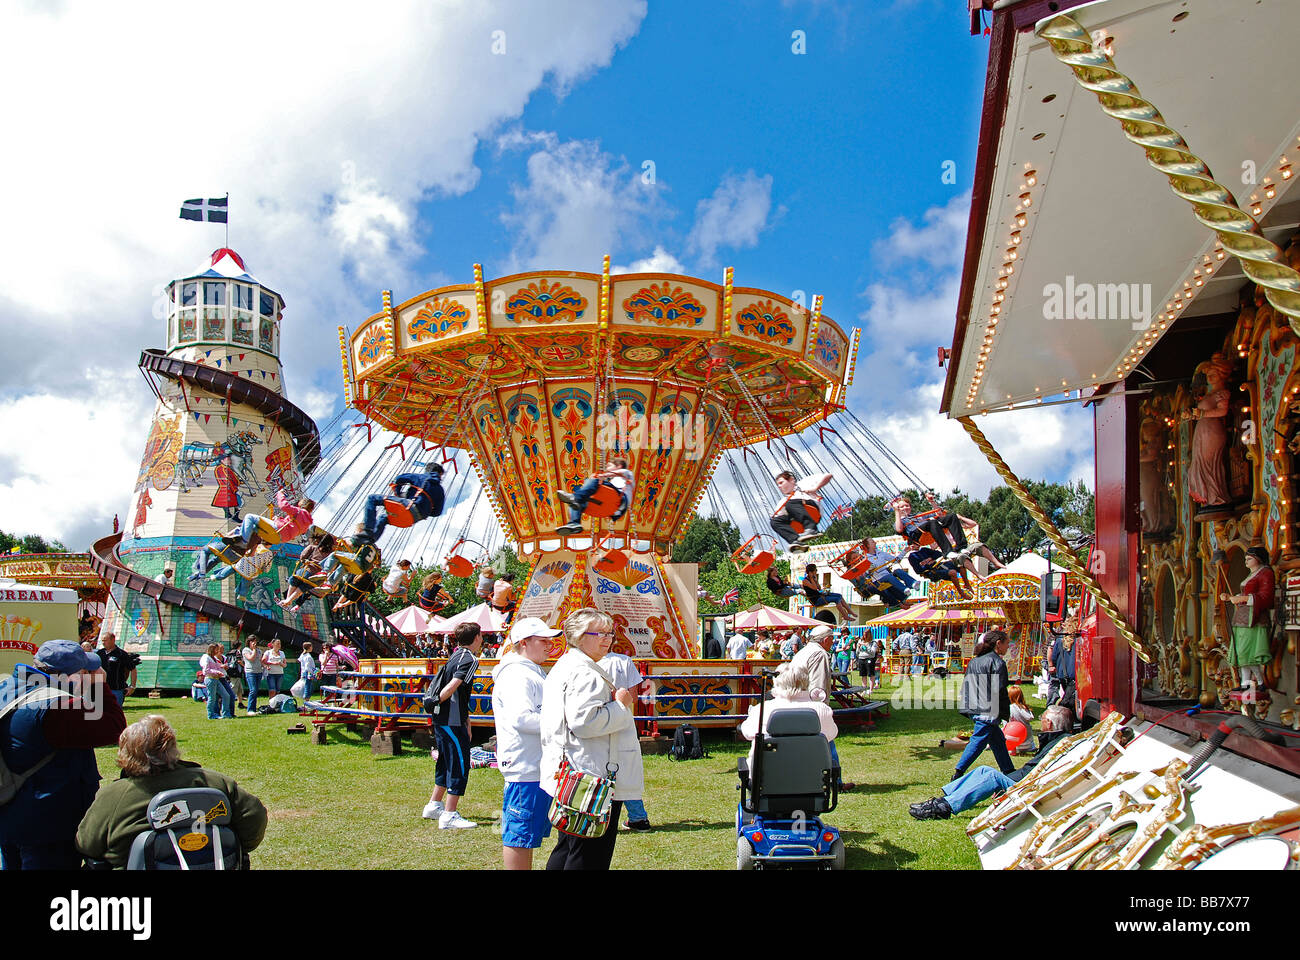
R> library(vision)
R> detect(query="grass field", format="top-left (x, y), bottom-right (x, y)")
top-left (96, 676), bottom-right (1045, 869)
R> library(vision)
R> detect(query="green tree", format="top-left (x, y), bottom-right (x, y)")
top-left (0, 530), bottom-right (69, 555)
top-left (671, 513), bottom-right (741, 574)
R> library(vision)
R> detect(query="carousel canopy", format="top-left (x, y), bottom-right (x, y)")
top-left (429, 602), bottom-right (507, 635)
top-left (731, 604), bottom-right (826, 630)
top-left (942, 0), bottom-right (1300, 416)
top-left (387, 605), bottom-right (448, 636)
top-left (864, 600), bottom-right (1004, 628)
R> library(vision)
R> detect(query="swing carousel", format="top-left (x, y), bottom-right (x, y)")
top-left (338, 261), bottom-right (861, 658)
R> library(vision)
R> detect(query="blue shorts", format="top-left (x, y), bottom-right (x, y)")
top-left (434, 725), bottom-right (470, 796)
top-left (501, 780), bottom-right (553, 849)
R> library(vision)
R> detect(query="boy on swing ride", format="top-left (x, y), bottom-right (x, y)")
top-left (555, 455), bottom-right (634, 535)
top-left (362, 461), bottom-right (445, 541)
top-left (890, 492), bottom-right (1005, 571)
top-left (769, 469), bottom-right (832, 552)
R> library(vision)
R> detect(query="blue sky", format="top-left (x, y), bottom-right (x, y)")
top-left (0, 0), bottom-right (1094, 551)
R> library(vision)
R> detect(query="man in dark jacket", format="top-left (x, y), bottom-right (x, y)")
top-left (0, 639), bottom-right (127, 869)
top-left (363, 461), bottom-right (445, 541)
top-left (909, 704), bottom-right (1073, 819)
top-left (953, 629), bottom-right (1014, 780)
top-left (1047, 630), bottom-right (1077, 710)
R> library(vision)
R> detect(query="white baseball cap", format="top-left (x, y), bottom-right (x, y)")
top-left (508, 617), bottom-right (562, 644)
top-left (808, 624), bottom-right (834, 642)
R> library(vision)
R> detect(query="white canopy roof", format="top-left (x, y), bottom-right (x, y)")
top-left (944, 0), bottom-right (1300, 415)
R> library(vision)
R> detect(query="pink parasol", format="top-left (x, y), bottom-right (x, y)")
top-left (429, 601), bottom-right (508, 634)
top-left (731, 603), bottom-right (827, 630)
top-left (387, 605), bottom-right (449, 636)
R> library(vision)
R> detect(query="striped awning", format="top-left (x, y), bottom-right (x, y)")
top-left (863, 600), bottom-right (1004, 627)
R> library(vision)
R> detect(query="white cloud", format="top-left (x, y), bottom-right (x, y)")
top-left (612, 245), bottom-right (686, 274)
top-left (687, 171), bottom-right (775, 267)
top-left (872, 192), bottom-right (971, 272)
top-left (499, 138), bottom-right (669, 271)
top-left (0, 378), bottom-right (152, 551)
top-left (0, 0), bottom-right (646, 547)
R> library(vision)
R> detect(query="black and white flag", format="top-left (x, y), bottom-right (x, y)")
top-left (180, 197), bottom-right (228, 222)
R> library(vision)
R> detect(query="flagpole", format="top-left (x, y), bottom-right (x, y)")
top-left (225, 192), bottom-right (229, 248)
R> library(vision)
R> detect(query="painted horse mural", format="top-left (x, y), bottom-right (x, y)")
top-left (176, 430), bottom-right (263, 494)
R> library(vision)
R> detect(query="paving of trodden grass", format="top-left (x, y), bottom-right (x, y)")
top-left (97, 676), bottom-right (1045, 869)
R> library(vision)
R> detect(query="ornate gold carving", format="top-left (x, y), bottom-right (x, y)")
top-left (1036, 14), bottom-right (1300, 335)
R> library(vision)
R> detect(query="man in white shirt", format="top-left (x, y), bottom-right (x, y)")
top-left (726, 633), bottom-right (751, 660)
top-left (156, 568), bottom-right (174, 588)
top-left (787, 624), bottom-right (851, 790)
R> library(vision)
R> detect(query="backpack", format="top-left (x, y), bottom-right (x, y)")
top-left (0, 685), bottom-right (75, 805)
top-left (669, 723), bottom-right (707, 761)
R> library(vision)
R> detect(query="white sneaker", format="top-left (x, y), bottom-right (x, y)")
top-left (422, 800), bottom-right (444, 820)
top-left (438, 810), bottom-right (477, 830)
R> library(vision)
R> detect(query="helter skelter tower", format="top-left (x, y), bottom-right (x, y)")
top-left (103, 248), bottom-right (323, 687)
top-left (341, 261), bottom-right (858, 658)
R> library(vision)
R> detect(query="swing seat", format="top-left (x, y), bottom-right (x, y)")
top-left (249, 516), bottom-right (282, 546)
top-left (787, 501), bottom-right (822, 535)
top-left (418, 591), bottom-right (450, 613)
top-left (446, 555), bottom-right (475, 578)
top-left (731, 535), bottom-right (777, 575)
top-left (208, 541), bottom-right (245, 567)
top-left (585, 483), bottom-right (623, 519)
top-left (290, 570), bottom-right (327, 594)
top-left (831, 541), bottom-right (875, 581)
top-left (903, 508), bottom-right (945, 549)
top-left (338, 577), bottom-right (370, 604)
top-left (593, 547), bottom-right (628, 574)
top-left (382, 497), bottom-right (419, 529)
top-left (233, 547), bottom-right (275, 580)
top-left (333, 542), bottom-right (381, 577)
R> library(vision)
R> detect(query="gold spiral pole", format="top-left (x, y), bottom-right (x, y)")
top-left (1035, 14), bottom-right (1300, 334)
top-left (958, 416), bottom-right (1153, 662)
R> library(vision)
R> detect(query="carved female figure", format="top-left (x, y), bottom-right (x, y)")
top-left (1185, 353), bottom-right (1233, 509)
top-left (1218, 546), bottom-right (1275, 692)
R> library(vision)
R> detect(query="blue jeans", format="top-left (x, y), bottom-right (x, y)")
top-left (624, 799), bottom-right (648, 823)
top-left (266, 673), bottom-right (281, 695)
top-left (942, 766), bottom-right (1016, 814)
top-left (829, 740), bottom-right (843, 790)
top-left (237, 513), bottom-right (263, 542)
top-left (567, 477), bottom-right (627, 525)
top-left (955, 718), bottom-right (1015, 777)
top-left (1, 838), bottom-right (82, 870)
top-left (206, 677), bottom-right (234, 718)
top-left (363, 493), bottom-right (390, 541)
top-left (246, 673), bottom-right (262, 712)
top-left (111, 688), bottom-right (126, 706)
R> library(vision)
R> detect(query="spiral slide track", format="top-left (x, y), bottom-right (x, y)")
top-left (138, 348), bottom-right (321, 476)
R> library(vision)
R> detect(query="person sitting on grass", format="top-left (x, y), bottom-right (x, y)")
top-left (908, 704), bottom-right (1073, 820)
top-left (76, 715), bottom-right (267, 869)
top-left (362, 462), bottom-right (445, 542)
top-left (800, 563), bottom-right (855, 623)
top-left (556, 456), bottom-right (634, 534)
top-left (1006, 685), bottom-right (1036, 755)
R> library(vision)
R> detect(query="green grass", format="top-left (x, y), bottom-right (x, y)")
top-left (97, 676), bottom-right (1046, 869)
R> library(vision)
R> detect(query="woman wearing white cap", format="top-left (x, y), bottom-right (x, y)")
top-left (491, 616), bottom-right (561, 870)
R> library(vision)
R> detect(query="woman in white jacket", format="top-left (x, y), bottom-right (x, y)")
top-left (491, 616), bottom-right (561, 870)
top-left (540, 608), bottom-right (640, 871)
